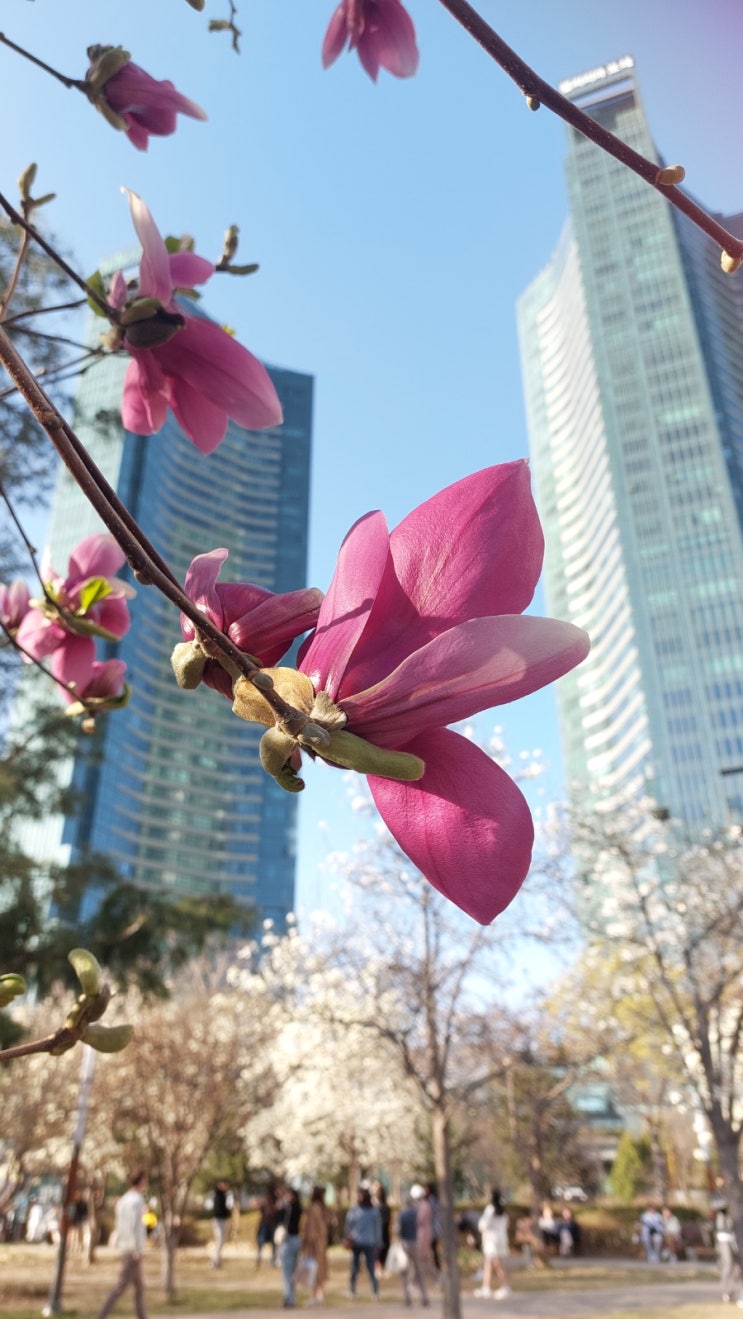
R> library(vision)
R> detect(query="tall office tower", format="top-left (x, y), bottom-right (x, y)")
top-left (24, 272), bottom-right (313, 927)
top-left (517, 58), bottom-right (743, 825)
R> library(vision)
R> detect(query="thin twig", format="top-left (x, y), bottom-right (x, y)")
top-left (0, 192), bottom-right (116, 319)
top-left (0, 1027), bottom-right (75, 1062)
top-left (0, 31), bottom-right (86, 92)
top-left (2, 298), bottom-right (87, 326)
top-left (0, 228), bottom-right (30, 322)
top-left (437, 0), bottom-right (743, 265)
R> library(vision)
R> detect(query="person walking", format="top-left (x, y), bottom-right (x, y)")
top-left (301, 1186), bottom-right (329, 1304)
top-left (344, 1187), bottom-right (382, 1299)
top-left (397, 1193), bottom-right (429, 1307)
top-left (278, 1187), bottom-right (303, 1309)
top-left (476, 1189), bottom-right (511, 1301)
top-left (373, 1183), bottom-right (391, 1274)
top-left (95, 1170), bottom-right (149, 1319)
top-left (714, 1196), bottom-right (743, 1306)
top-left (211, 1179), bottom-right (232, 1268)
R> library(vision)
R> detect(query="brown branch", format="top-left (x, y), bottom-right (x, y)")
top-left (0, 325), bottom-right (315, 734)
top-left (437, 0), bottom-right (743, 266)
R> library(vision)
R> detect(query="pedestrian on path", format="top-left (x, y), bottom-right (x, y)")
top-left (397, 1193), bottom-right (429, 1307)
top-left (211, 1179), bottom-right (232, 1269)
top-left (344, 1187), bottom-right (382, 1299)
top-left (475, 1188), bottom-right (511, 1301)
top-left (95, 1170), bottom-right (149, 1319)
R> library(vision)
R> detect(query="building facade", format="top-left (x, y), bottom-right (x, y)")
top-left (25, 294), bottom-right (313, 928)
top-left (517, 58), bottom-right (743, 825)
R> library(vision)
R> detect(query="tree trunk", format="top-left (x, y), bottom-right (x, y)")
top-left (431, 1103), bottom-right (461, 1319)
top-left (160, 1219), bottom-right (178, 1301)
top-left (648, 1120), bottom-right (668, 1203)
top-left (710, 1119), bottom-right (743, 1261)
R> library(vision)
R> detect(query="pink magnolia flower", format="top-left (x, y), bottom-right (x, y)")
top-left (112, 191), bottom-right (282, 453)
top-left (15, 533), bottom-right (134, 662)
top-left (232, 463), bottom-right (589, 924)
top-left (322, 0), bottom-right (419, 80)
top-left (52, 634), bottom-right (128, 709)
top-left (178, 548), bottom-right (323, 696)
top-left (89, 48), bottom-right (207, 151)
top-left (0, 579), bottom-right (30, 634)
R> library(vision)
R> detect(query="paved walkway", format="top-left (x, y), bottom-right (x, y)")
top-left (171, 1260), bottom-right (724, 1319)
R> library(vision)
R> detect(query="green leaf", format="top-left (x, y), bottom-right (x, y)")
top-left (77, 576), bottom-right (112, 615)
top-left (85, 270), bottom-right (109, 319)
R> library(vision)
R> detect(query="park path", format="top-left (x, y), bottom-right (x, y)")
top-left (172, 1270), bottom-right (723, 1319)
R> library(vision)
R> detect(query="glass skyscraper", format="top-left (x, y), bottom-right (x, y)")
top-left (24, 277), bottom-right (313, 927)
top-left (517, 58), bottom-right (743, 826)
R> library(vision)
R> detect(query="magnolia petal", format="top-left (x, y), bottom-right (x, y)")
top-left (67, 534), bottom-right (126, 586)
top-left (299, 510), bottom-right (391, 700)
top-left (0, 578), bottom-right (30, 630)
top-left (50, 634), bottom-right (97, 700)
top-left (364, 0), bottom-right (419, 77)
top-left (125, 189), bottom-right (172, 305)
top-left (92, 595), bottom-right (132, 639)
top-left (167, 374), bottom-right (228, 453)
top-left (369, 728), bottom-right (534, 924)
top-left (84, 658), bottom-right (128, 700)
top-left (322, 5), bottom-right (350, 67)
top-left (392, 461), bottom-right (544, 628)
top-left (182, 548), bottom-right (229, 637)
top-left (341, 615), bottom-right (591, 747)
top-left (168, 251), bottom-right (215, 288)
top-left (15, 610), bottom-right (64, 661)
top-left (157, 316), bottom-right (283, 436)
top-left (122, 355), bottom-right (169, 435)
top-left (228, 587), bottom-right (324, 665)
top-left (121, 117), bottom-right (150, 151)
top-left (334, 462), bottom-right (547, 699)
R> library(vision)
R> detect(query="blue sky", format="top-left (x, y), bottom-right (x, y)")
top-left (2, 0), bottom-right (741, 917)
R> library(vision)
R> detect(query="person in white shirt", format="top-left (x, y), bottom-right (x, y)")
top-left (96, 1170), bottom-right (149, 1319)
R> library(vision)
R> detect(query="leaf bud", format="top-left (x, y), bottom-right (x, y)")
top-left (68, 948), bottom-right (102, 997)
top-left (17, 163), bottom-right (37, 200)
top-left (656, 164), bottom-right (685, 186)
top-left (0, 973), bottom-right (27, 1007)
top-left (82, 1023), bottom-right (134, 1053)
top-left (171, 640), bottom-right (207, 689)
top-left (525, 95), bottom-right (540, 111)
top-left (721, 251), bottom-right (742, 275)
